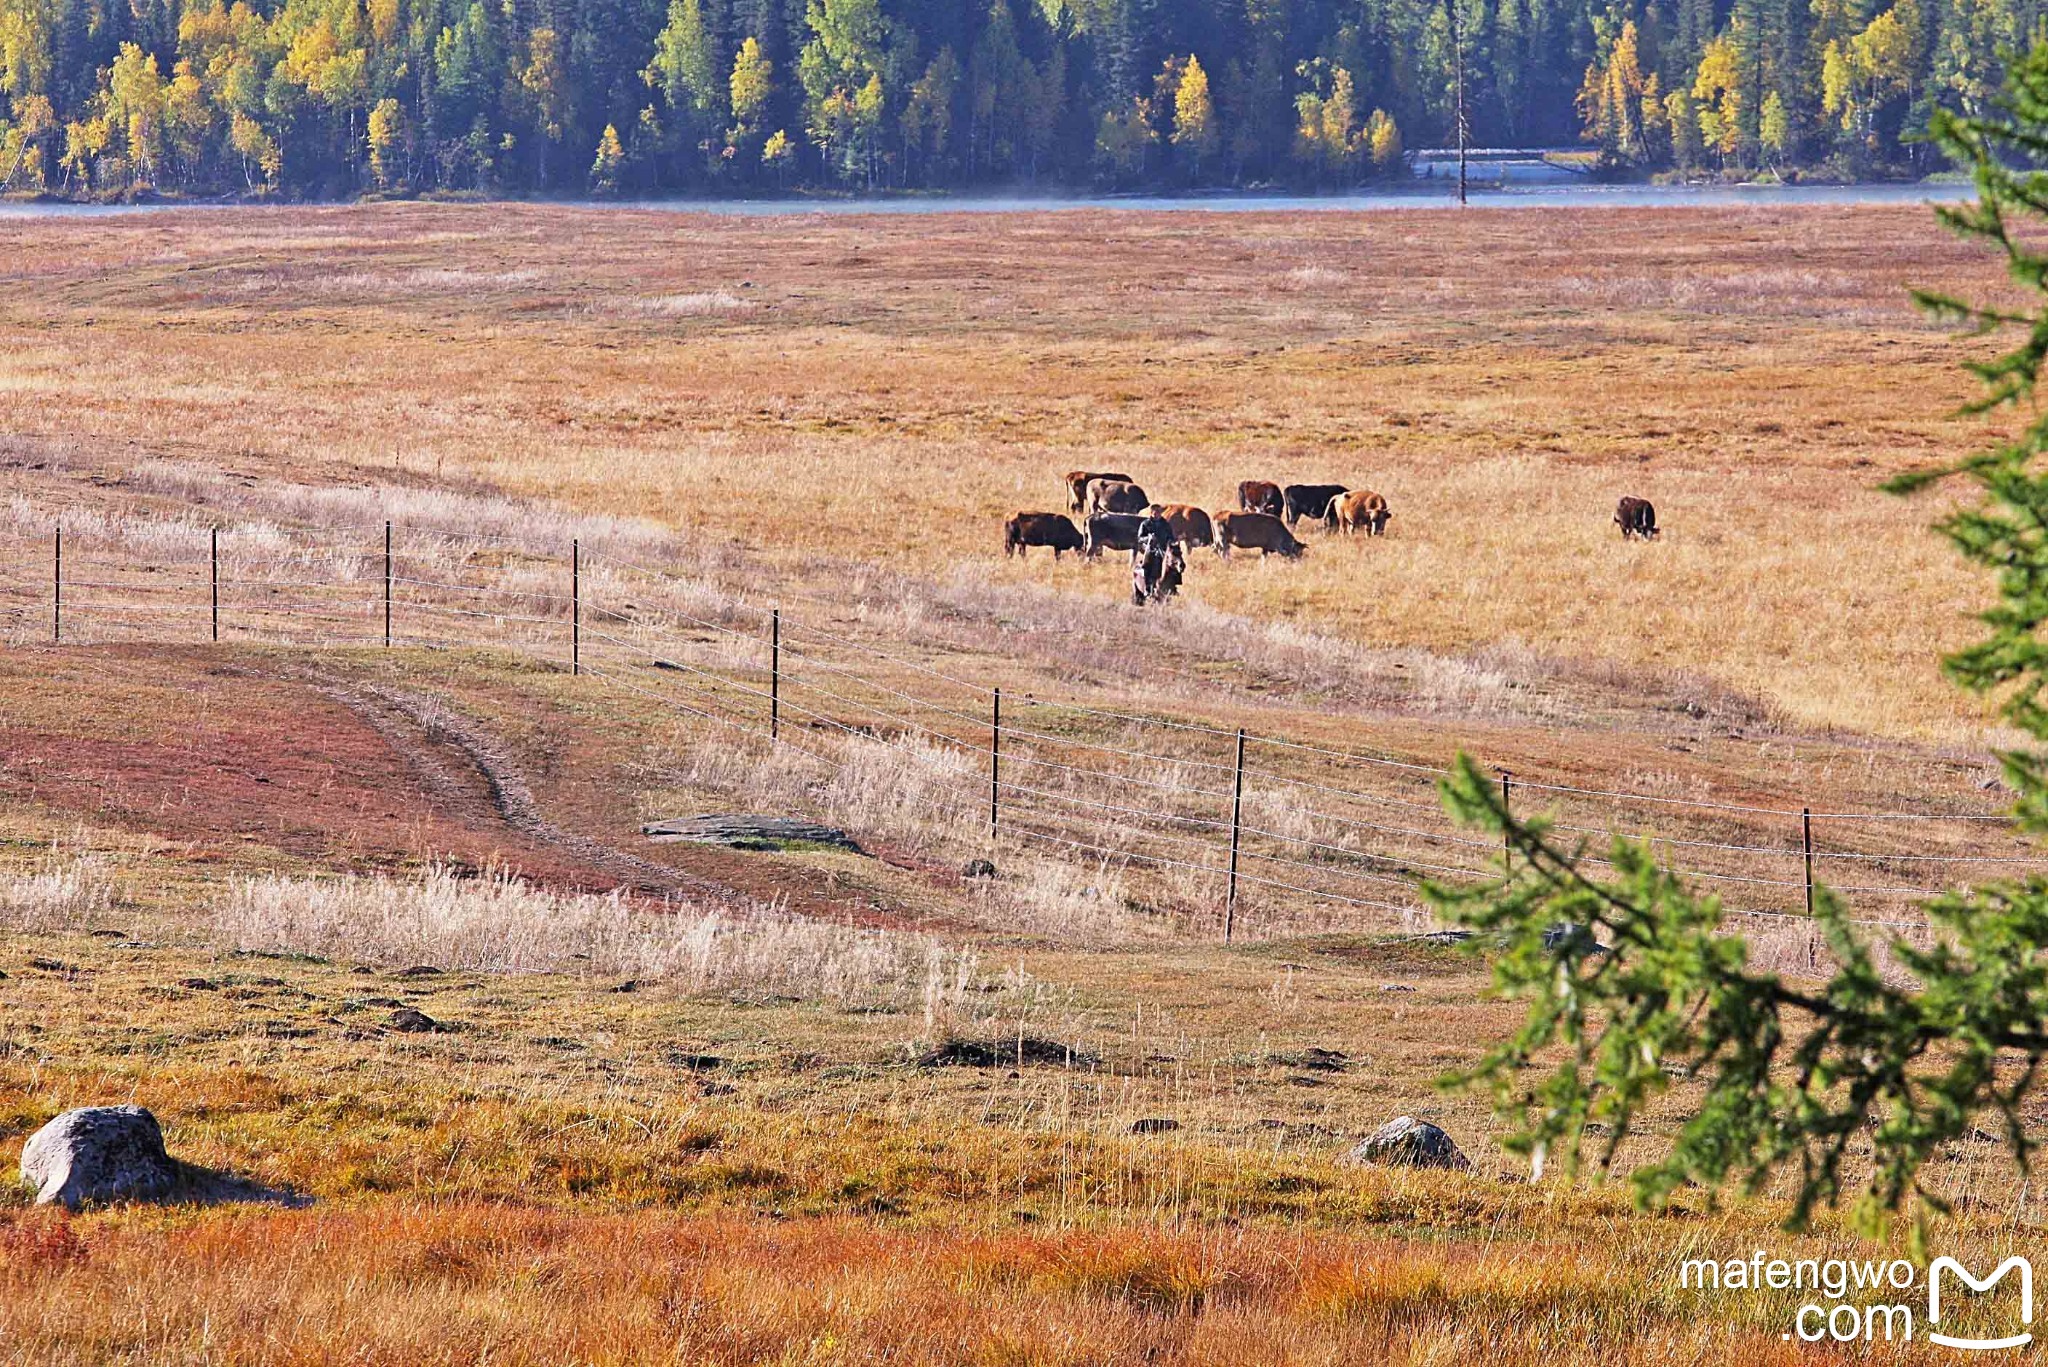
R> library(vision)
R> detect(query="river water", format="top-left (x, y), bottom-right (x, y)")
top-left (0, 179), bottom-right (1974, 219)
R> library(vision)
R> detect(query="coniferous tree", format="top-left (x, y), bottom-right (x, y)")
top-left (1, 0), bottom-right (2040, 195)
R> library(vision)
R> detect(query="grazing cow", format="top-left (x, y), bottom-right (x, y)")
top-left (1131, 513), bottom-right (1186, 606)
top-left (1084, 512), bottom-right (1146, 558)
top-left (1334, 489), bottom-right (1392, 537)
top-left (1237, 480), bottom-right (1284, 518)
top-left (1004, 511), bottom-right (1085, 560)
top-left (1614, 496), bottom-right (1660, 541)
top-left (1088, 479), bottom-right (1151, 517)
top-left (1214, 511), bottom-right (1306, 559)
top-left (1151, 503), bottom-right (1214, 548)
top-left (1064, 469), bottom-right (1134, 514)
top-left (1283, 483), bottom-right (1349, 530)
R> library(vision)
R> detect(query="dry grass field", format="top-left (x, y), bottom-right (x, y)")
top-left (0, 200), bottom-right (2013, 740)
top-left (0, 199), bottom-right (2041, 1363)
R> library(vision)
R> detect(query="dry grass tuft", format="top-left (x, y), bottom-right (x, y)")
top-left (215, 865), bottom-right (959, 1002)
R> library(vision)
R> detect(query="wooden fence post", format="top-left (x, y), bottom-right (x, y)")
top-left (383, 521), bottom-right (393, 649)
top-left (571, 539), bottom-right (580, 675)
top-left (211, 526), bottom-right (220, 643)
top-left (989, 687), bottom-right (1002, 840)
top-left (1500, 770), bottom-right (1513, 871)
top-left (52, 524), bottom-right (60, 643)
top-left (1225, 727), bottom-right (1246, 944)
top-left (1803, 806), bottom-right (1818, 973)
top-left (770, 608), bottom-right (781, 740)
top-left (1803, 806), bottom-right (1815, 919)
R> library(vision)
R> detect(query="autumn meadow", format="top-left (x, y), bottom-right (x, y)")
top-left (0, 199), bottom-right (2038, 1363)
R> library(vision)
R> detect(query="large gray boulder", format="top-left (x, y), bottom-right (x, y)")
top-left (18, 1105), bottom-right (304, 1210)
top-left (20, 1105), bottom-right (181, 1210)
top-left (1344, 1115), bottom-right (1472, 1171)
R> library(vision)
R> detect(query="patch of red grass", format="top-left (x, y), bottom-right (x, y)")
top-left (0, 1203), bottom-right (1800, 1364)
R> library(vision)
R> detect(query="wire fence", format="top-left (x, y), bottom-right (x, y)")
top-left (5, 513), bottom-right (2039, 945)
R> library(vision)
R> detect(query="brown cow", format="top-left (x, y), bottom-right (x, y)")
top-left (1151, 503), bottom-right (1214, 548)
top-left (1614, 495), bottom-right (1660, 540)
top-left (1237, 480), bottom-right (1283, 518)
top-left (1004, 511), bottom-right (1085, 559)
top-left (1087, 479), bottom-right (1151, 517)
top-left (1064, 469), bottom-right (1134, 514)
top-left (1213, 510), bottom-right (1306, 559)
top-left (1334, 489), bottom-right (1392, 537)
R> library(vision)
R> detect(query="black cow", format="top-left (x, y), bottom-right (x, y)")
top-left (1004, 511), bottom-right (1085, 559)
top-left (1084, 512), bottom-right (1146, 558)
top-left (1614, 496), bottom-right (1660, 541)
top-left (1283, 483), bottom-right (1349, 529)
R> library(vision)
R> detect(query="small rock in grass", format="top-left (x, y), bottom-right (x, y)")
top-left (1541, 923), bottom-right (1606, 955)
top-left (1381, 983), bottom-right (1415, 993)
top-left (608, 980), bottom-right (640, 994)
top-left (388, 1007), bottom-right (452, 1034)
top-left (396, 965), bottom-right (443, 978)
top-left (960, 858), bottom-right (997, 880)
top-left (1130, 1117), bottom-right (1181, 1135)
top-left (1344, 1116), bottom-right (1471, 1171)
top-left (178, 978), bottom-right (218, 991)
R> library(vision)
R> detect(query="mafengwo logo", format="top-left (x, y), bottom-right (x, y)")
top-left (1678, 1251), bottom-right (2033, 1348)
top-left (1929, 1257), bottom-right (2033, 1351)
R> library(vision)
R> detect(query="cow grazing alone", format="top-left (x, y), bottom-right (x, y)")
top-left (1004, 512), bottom-right (1085, 560)
top-left (1237, 480), bottom-right (1284, 518)
top-left (1152, 503), bottom-right (1214, 548)
top-left (1088, 479), bottom-right (1151, 517)
top-left (1283, 483), bottom-right (1349, 530)
top-left (1614, 496), bottom-right (1660, 541)
top-left (1084, 512), bottom-right (1147, 558)
top-left (1335, 489), bottom-right (1392, 537)
top-left (1064, 470), bottom-right (1134, 514)
top-left (1214, 511), bottom-right (1306, 559)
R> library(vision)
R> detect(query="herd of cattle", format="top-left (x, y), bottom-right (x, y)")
top-left (1004, 472), bottom-right (1661, 586)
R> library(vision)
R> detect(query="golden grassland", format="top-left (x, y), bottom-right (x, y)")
top-left (4, 894), bottom-right (2045, 1365)
top-left (0, 200), bottom-right (2018, 741)
top-left (2, 200), bottom-right (2044, 1362)
top-left (0, 637), bottom-right (2040, 1363)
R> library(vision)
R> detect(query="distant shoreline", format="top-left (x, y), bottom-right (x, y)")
top-left (0, 179), bottom-right (1974, 218)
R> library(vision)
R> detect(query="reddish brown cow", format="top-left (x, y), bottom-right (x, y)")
top-left (1151, 503), bottom-right (1214, 548)
top-left (1004, 512), bottom-right (1085, 559)
top-left (1213, 511), bottom-right (1306, 559)
top-left (1237, 480), bottom-right (1283, 517)
top-left (1334, 489), bottom-right (1392, 537)
top-left (1064, 470), bottom-right (1134, 514)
